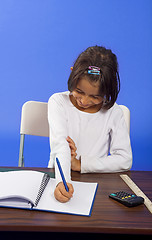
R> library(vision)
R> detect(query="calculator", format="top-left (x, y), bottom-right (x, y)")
top-left (109, 191), bottom-right (144, 207)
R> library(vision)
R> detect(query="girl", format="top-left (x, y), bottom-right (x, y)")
top-left (48, 46), bottom-right (132, 203)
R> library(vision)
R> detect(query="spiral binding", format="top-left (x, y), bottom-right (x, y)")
top-left (34, 173), bottom-right (50, 207)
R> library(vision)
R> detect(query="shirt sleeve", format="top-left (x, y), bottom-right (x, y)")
top-left (81, 107), bottom-right (133, 173)
top-left (48, 94), bottom-right (71, 184)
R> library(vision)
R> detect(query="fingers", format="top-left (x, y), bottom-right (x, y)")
top-left (66, 136), bottom-right (75, 145)
top-left (66, 136), bottom-right (77, 154)
top-left (67, 182), bottom-right (74, 195)
top-left (71, 149), bottom-right (77, 157)
top-left (54, 182), bottom-right (74, 203)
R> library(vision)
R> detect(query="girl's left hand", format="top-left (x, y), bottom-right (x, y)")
top-left (66, 136), bottom-right (81, 172)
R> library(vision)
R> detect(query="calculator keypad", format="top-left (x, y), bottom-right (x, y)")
top-left (112, 191), bottom-right (135, 199)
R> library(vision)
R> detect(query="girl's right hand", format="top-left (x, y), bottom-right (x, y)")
top-left (54, 182), bottom-right (74, 203)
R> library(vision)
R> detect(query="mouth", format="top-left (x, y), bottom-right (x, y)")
top-left (77, 100), bottom-right (89, 108)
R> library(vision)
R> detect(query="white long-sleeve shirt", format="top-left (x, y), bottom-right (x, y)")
top-left (48, 91), bottom-right (132, 183)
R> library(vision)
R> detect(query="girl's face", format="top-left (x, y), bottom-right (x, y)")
top-left (71, 77), bottom-right (103, 112)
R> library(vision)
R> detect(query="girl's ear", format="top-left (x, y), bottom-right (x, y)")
top-left (70, 67), bottom-right (73, 71)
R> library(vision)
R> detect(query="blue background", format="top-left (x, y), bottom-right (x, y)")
top-left (0, 0), bottom-right (152, 170)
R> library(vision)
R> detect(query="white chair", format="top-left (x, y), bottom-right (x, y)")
top-left (18, 101), bottom-right (49, 167)
top-left (18, 101), bottom-right (130, 167)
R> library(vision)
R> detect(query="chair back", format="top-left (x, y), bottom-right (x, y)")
top-left (20, 101), bottom-right (49, 137)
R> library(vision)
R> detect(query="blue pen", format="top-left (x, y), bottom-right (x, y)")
top-left (56, 157), bottom-right (69, 192)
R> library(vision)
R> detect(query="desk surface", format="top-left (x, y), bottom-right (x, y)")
top-left (0, 168), bottom-right (152, 235)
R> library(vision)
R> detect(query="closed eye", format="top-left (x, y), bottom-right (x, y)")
top-left (76, 89), bottom-right (84, 94)
top-left (76, 89), bottom-right (101, 99)
top-left (91, 95), bottom-right (99, 99)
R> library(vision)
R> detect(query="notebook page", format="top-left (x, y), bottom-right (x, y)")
top-left (0, 197), bottom-right (31, 208)
top-left (0, 170), bottom-right (44, 205)
top-left (35, 178), bottom-right (98, 216)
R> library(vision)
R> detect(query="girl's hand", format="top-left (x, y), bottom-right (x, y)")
top-left (54, 182), bottom-right (74, 203)
top-left (66, 136), bottom-right (81, 172)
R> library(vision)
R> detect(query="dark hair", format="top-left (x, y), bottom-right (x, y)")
top-left (68, 46), bottom-right (120, 109)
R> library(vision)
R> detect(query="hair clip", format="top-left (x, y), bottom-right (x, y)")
top-left (88, 66), bottom-right (101, 75)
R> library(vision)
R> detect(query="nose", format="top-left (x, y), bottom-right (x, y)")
top-left (81, 95), bottom-right (89, 105)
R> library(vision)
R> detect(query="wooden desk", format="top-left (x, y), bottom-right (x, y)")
top-left (0, 168), bottom-right (152, 237)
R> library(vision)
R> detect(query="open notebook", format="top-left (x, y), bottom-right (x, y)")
top-left (0, 170), bottom-right (98, 216)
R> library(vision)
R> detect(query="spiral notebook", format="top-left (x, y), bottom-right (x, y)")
top-left (0, 170), bottom-right (98, 216)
